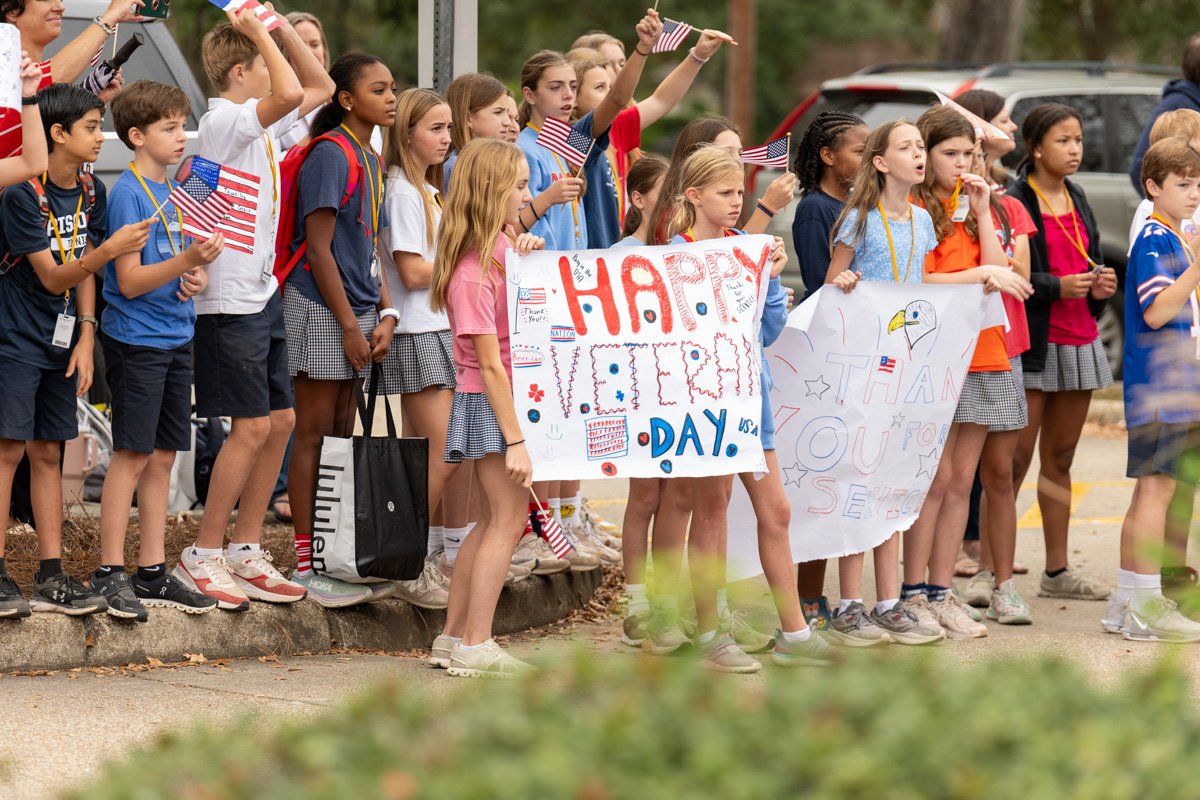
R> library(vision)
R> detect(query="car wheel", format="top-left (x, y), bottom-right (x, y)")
top-left (1097, 291), bottom-right (1123, 381)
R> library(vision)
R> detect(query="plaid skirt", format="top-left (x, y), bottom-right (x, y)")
top-left (445, 391), bottom-right (507, 463)
top-left (953, 368), bottom-right (1028, 431)
top-left (1024, 338), bottom-right (1113, 393)
top-left (989, 356), bottom-right (1028, 433)
top-left (381, 329), bottom-right (456, 395)
top-left (283, 284), bottom-right (376, 381)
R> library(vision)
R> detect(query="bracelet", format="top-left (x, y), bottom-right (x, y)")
top-left (635, 45), bottom-right (652, 57)
top-left (756, 200), bottom-right (777, 218)
top-left (79, 316), bottom-right (98, 326)
top-left (528, 200), bottom-right (543, 221)
top-left (507, 439), bottom-right (525, 447)
top-left (92, 16), bottom-right (117, 36)
top-left (688, 47), bottom-right (709, 65)
top-left (379, 307), bottom-right (400, 322)
top-left (21, 96), bottom-right (37, 106)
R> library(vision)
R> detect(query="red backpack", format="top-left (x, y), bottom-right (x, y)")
top-left (273, 132), bottom-right (364, 288)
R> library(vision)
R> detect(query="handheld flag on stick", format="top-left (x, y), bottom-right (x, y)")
top-left (653, 18), bottom-right (694, 53)
top-left (740, 135), bottom-right (790, 168)
top-left (206, 0), bottom-right (281, 30)
top-left (529, 488), bottom-right (573, 558)
top-left (168, 156), bottom-right (260, 254)
top-left (935, 91), bottom-right (1010, 141)
top-left (536, 116), bottom-right (593, 170)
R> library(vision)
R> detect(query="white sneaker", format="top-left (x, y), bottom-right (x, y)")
top-left (1101, 595), bottom-right (1128, 633)
top-left (447, 639), bottom-right (534, 679)
top-left (963, 569), bottom-right (994, 608)
top-left (561, 528), bottom-right (602, 572)
top-left (1122, 595), bottom-right (1200, 642)
top-left (394, 559), bottom-right (450, 609)
top-left (571, 518), bottom-right (620, 564)
top-left (896, 594), bottom-right (945, 638)
top-left (429, 634), bottom-right (457, 668)
top-left (226, 548), bottom-right (307, 604)
top-left (931, 595), bottom-right (988, 640)
top-left (172, 549), bottom-right (249, 611)
top-left (512, 534), bottom-right (570, 575)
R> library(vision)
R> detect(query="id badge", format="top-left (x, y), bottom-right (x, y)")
top-left (950, 195), bottom-right (969, 223)
top-left (261, 255), bottom-right (273, 283)
top-left (370, 253), bottom-right (381, 280)
top-left (1193, 326), bottom-right (1200, 360)
top-left (53, 313), bottom-right (75, 349)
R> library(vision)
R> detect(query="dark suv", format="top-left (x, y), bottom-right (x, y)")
top-left (757, 61), bottom-right (1178, 378)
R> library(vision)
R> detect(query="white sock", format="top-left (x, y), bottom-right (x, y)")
top-left (466, 521), bottom-right (477, 533)
top-left (716, 588), bottom-right (729, 615)
top-left (875, 598), bottom-right (898, 615)
top-left (838, 598), bottom-right (863, 614)
top-left (191, 546), bottom-right (222, 559)
top-left (697, 629), bottom-right (718, 645)
top-left (226, 543), bottom-right (261, 561)
top-left (426, 525), bottom-right (445, 558)
top-left (549, 497), bottom-right (563, 526)
top-left (441, 634), bottom-right (462, 643)
top-left (563, 494), bottom-right (581, 526)
top-left (1133, 572), bottom-right (1162, 599)
top-left (458, 640), bottom-right (485, 651)
top-left (443, 526), bottom-right (470, 565)
top-left (780, 627), bottom-right (811, 643)
top-left (627, 583), bottom-right (649, 615)
top-left (1114, 568), bottom-right (1136, 603)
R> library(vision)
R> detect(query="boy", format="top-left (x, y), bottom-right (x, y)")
top-left (89, 80), bottom-right (224, 620)
top-left (172, 8), bottom-right (334, 609)
top-left (0, 83), bottom-right (150, 617)
top-left (1104, 136), bottom-right (1200, 642)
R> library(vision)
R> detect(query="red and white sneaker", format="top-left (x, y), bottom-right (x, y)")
top-left (172, 548), bottom-right (250, 612)
top-left (226, 547), bottom-right (307, 604)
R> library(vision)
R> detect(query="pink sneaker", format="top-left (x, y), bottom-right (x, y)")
top-left (172, 549), bottom-right (250, 611)
top-left (226, 548), bottom-right (307, 603)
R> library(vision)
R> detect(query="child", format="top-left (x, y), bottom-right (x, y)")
top-left (379, 87), bottom-right (464, 607)
top-left (669, 144), bottom-right (831, 671)
top-left (426, 138), bottom-right (544, 678)
top-left (899, 106), bottom-right (1032, 639)
top-left (790, 110), bottom-right (868, 632)
top-left (1103, 137), bottom-right (1200, 641)
top-left (174, 8), bottom-right (335, 611)
top-left (0, 53), bottom-right (48, 185)
top-left (444, 73), bottom-right (519, 189)
top-left (1129, 110), bottom-right (1200, 246)
top-left (277, 11), bottom-right (333, 151)
top-left (0, 83), bottom-right (152, 617)
top-left (825, 119), bottom-right (945, 646)
top-left (1009, 103), bottom-right (1115, 603)
top-left (90, 80), bottom-right (225, 620)
top-left (284, 53), bottom-right (397, 607)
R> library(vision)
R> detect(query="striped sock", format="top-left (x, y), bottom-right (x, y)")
top-left (295, 532), bottom-right (313, 576)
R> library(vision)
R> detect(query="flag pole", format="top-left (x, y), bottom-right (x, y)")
top-left (786, 132), bottom-right (792, 173)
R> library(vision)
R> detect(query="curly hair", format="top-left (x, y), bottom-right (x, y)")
top-left (795, 111), bottom-right (866, 196)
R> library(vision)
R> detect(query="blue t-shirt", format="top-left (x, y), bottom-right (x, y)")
top-left (519, 114), bottom-right (607, 251)
top-left (793, 189), bottom-right (843, 300)
top-left (102, 170), bottom-right (195, 349)
top-left (291, 131), bottom-right (386, 313)
top-left (578, 116), bottom-right (616, 249)
top-left (442, 150), bottom-right (458, 192)
top-left (1123, 220), bottom-right (1200, 427)
top-left (614, 234), bottom-right (643, 247)
top-left (834, 205), bottom-right (937, 284)
top-left (0, 174), bottom-right (107, 369)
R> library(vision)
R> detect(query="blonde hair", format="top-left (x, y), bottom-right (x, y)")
top-left (446, 72), bottom-right (509, 152)
top-left (518, 50), bottom-right (570, 128)
top-left (284, 12), bottom-right (330, 70)
top-left (830, 119), bottom-right (917, 250)
top-left (572, 31), bottom-right (623, 56)
top-left (383, 88), bottom-right (449, 248)
top-left (668, 144), bottom-right (745, 239)
top-left (201, 23), bottom-right (258, 92)
top-left (566, 47), bottom-right (609, 123)
top-left (431, 139), bottom-right (525, 312)
top-left (1150, 108), bottom-right (1200, 145)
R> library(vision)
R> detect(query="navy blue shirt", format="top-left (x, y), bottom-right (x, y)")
top-left (792, 189), bottom-right (843, 301)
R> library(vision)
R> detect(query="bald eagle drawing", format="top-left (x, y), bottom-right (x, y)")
top-left (887, 300), bottom-right (938, 350)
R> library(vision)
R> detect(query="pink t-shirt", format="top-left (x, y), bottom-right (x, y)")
top-left (996, 196), bottom-right (1035, 358)
top-left (446, 235), bottom-right (512, 393)
top-left (1042, 210), bottom-right (1098, 346)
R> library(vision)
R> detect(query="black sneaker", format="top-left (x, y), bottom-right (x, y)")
top-left (90, 571), bottom-right (148, 622)
top-left (134, 572), bottom-right (218, 614)
top-left (30, 572), bottom-right (108, 616)
top-left (0, 573), bottom-right (30, 619)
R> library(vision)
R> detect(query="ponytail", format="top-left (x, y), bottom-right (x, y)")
top-left (310, 52), bottom-right (386, 139)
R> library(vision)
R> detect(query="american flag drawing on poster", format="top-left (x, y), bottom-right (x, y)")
top-left (740, 136), bottom-right (790, 169)
top-left (536, 116), bottom-right (592, 168)
top-left (173, 156), bottom-right (260, 255)
top-left (518, 287), bottom-right (546, 306)
top-left (878, 356), bottom-right (897, 374)
top-left (653, 18), bottom-right (694, 53)
top-left (206, 0), bottom-right (281, 29)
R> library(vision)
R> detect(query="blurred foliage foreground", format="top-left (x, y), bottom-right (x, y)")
top-left (71, 650), bottom-right (1199, 800)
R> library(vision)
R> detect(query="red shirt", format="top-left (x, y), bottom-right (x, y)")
top-left (1042, 209), bottom-right (1099, 346)
top-left (994, 196), bottom-right (1036, 358)
top-left (0, 60), bottom-right (52, 158)
top-left (607, 105), bottom-right (641, 224)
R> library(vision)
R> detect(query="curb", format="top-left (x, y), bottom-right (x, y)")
top-left (0, 569), bottom-right (604, 673)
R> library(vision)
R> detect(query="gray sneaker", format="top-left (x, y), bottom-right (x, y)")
top-left (30, 572), bottom-right (108, 616)
top-left (1101, 595), bottom-right (1128, 634)
top-left (701, 633), bottom-right (761, 673)
top-left (429, 634), bottom-right (457, 668)
top-left (512, 534), bottom-right (570, 575)
top-left (90, 570), bottom-right (148, 622)
top-left (719, 607), bottom-right (775, 653)
top-left (828, 601), bottom-right (890, 647)
top-left (987, 579), bottom-right (1032, 625)
top-left (621, 610), bottom-right (650, 647)
top-left (950, 588), bottom-right (984, 622)
top-left (1039, 567), bottom-right (1109, 600)
top-left (771, 629), bottom-right (836, 667)
top-left (1122, 595), bottom-right (1200, 642)
top-left (643, 606), bottom-right (691, 655)
top-left (394, 559), bottom-right (449, 609)
top-left (0, 573), bottom-right (30, 619)
top-left (447, 639), bottom-right (534, 679)
top-left (963, 569), bottom-right (994, 608)
top-left (897, 594), bottom-right (945, 638)
top-left (870, 602), bottom-right (945, 645)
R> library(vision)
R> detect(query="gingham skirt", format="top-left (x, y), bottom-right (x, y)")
top-left (380, 329), bottom-right (456, 395)
top-left (989, 355), bottom-right (1028, 433)
top-left (953, 368), bottom-right (1028, 431)
top-left (283, 283), bottom-right (377, 381)
top-left (1023, 338), bottom-right (1113, 393)
top-left (445, 391), bottom-right (506, 463)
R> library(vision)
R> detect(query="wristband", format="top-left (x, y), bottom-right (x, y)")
top-left (379, 307), bottom-right (400, 323)
top-left (635, 45), bottom-right (652, 57)
top-left (507, 439), bottom-right (525, 447)
top-left (528, 200), bottom-right (543, 221)
top-left (79, 316), bottom-right (98, 326)
top-left (92, 16), bottom-right (117, 36)
top-left (21, 96), bottom-right (37, 106)
top-left (688, 47), bottom-right (710, 65)
top-left (756, 200), bottom-right (777, 218)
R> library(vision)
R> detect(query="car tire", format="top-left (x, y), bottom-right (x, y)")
top-left (1098, 291), bottom-right (1124, 381)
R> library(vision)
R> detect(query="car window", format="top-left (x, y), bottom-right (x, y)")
top-left (789, 90), bottom-right (936, 141)
top-left (1112, 94), bottom-right (1162, 168)
top-left (1003, 94), bottom-right (1104, 173)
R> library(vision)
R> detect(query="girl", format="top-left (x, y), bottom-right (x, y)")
top-left (898, 105), bottom-right (1032, 639)
top-left (1009, 103), bottom-right (1115, 603)
top-left (444, 73), bottom-right (519, 189)
top-left (379, 87), bottom-right (473, 608)
top-left (427, 138), bottom-right (544, 678)
top-left (284, 54), bottom-right (398, 607)
top-left (670, 144), bottom-right (832, 671)
top-left (824, 119), bottom-right (944, 646)
top-left (277, 11), bottom-right (332, 151)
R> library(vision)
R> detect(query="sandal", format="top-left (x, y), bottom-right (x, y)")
top-left (1013, 561), bottom-right (1030, 575)
top-left (272, 494), bottom-right (293, 524)
top-left (954, 550), bottom-right (980, 578)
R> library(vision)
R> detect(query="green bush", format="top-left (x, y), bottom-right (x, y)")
top-left (70, 651), bottom-right (1200, 800)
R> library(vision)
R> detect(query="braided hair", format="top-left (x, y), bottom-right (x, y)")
top-left (796, 111), bottom-right (867, 196)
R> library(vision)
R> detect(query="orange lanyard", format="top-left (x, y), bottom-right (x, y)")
top-left (1149, 212), bottom-right (1200, 309)
top-left (878, 202), bottom-right (915, 283)
top-left (1028, 177), bottom-right (1098, 269)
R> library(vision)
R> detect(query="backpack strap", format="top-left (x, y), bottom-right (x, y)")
top-left (0, 177), bottom-right (50, 276)
top-left (289, 132), bottom-right (366, 274)
top-left (78, 170), bottom-right (96, 216)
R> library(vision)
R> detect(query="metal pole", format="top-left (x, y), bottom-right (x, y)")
top-left (725, 0), bottom-right (757, 141)
top-left (419, 0), bottom-right (477, 92)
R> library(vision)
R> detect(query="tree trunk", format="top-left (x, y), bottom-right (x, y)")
top-left (938, 0), bottom-right (1028, 63)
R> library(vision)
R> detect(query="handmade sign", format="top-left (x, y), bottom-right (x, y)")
top-left (507, 235), bottom-right (775, 480)
top-left (0, 24), bottom-right (20, 152)
top-left (726, 283), bottom-right (1007, 581)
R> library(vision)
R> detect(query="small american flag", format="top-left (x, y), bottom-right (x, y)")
top-left (533, 508), bottom-right (573, 558)
top-left (878, 356), bottom-right (897, 374)
top-left (207, 0), bottom-right (281, 30)
top-left (171, 173), bottom-right (234, 242)
top-left (536, 116), bottom-right (593, 168)
top-left (518, 287), bottom-right (546, 306)
top-left (173, 156), bottom-right (260, 255)
top-left (653, 18), bottom-right (694, 53)
top-left (740, 136), bottom-right (790, 168)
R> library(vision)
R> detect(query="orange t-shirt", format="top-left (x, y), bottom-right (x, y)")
top-left (923, 218), bottom-right (1010, 373)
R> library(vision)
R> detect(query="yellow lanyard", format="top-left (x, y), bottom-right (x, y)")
top-left (263, 133), bottom-right (279, 217)
top-left (44, 174), bottom-right (84, 304)
top-left (527, 122), bottom-right (580, 239)
top-left (878, 202), bottom-right (915, 283)
top-left (1149, 212), bottom-right (1200, 308)
top-left (130, 162), bottom-right (180, 255)
top-left (1028, 177), bottom-right (1098, 269)
top-left (339, 124), bottom-right (381, 241)
top-left (949, 176), bottom-right (963, 210)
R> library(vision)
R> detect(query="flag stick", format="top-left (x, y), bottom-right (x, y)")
top-left (653, 0), bottom-right (660, 10)
top-left (786, 131), bottom-right (792, 173)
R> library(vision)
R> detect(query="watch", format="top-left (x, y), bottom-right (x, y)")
top-left (79, 315), bottom-right (98, 326)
